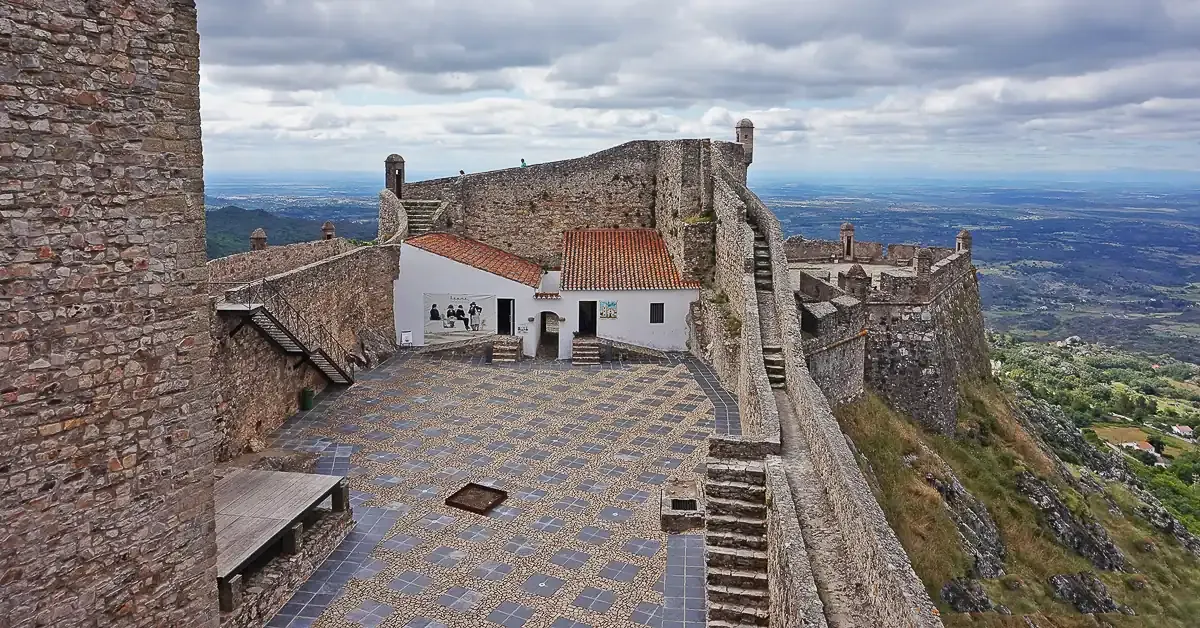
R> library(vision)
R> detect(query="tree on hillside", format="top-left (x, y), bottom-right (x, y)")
top-left (1148, 434), bottom-right (1167, 456)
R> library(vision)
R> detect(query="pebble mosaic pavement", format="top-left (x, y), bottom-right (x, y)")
top-left (265, 353), bottom-right (739, 628)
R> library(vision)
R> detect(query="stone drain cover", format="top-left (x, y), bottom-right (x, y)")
top-left (445, 483), bottom-right (508, 515)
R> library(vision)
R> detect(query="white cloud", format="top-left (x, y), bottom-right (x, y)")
top-left (196, 0), bottom-right (1200, 174)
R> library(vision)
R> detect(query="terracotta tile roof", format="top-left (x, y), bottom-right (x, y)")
top-left (407, 233), bottom-right (541, 288)
top-left (560, 228), bottom-right (701, 291)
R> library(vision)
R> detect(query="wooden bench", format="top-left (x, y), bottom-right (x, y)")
top-left (214, 468), bottom-right (349, 611)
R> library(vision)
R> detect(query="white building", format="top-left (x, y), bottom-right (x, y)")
top-left (393, 229), bottom-right (700, 359)
top-left (1172, 425), bottom-right (1194, 439)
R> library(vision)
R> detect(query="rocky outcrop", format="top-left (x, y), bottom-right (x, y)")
top-left (939, 578), bottom-right (1009, 614)
top-left (1133, 488), bottom-right (1200, 558)
top-left (920, 445), bottom-right (1006, 578)
top-left (1048, 572), bottom-right (1135, 615)
top-left (1013, 392), bottom-right (1132, 483)
top-left (1016, 472), bottom-right (1127, 572)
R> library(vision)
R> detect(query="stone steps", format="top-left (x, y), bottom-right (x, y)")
top-left (707, 565), bottom-right (768, 590)
top-left (707, 530), bottom-right (768, 551)
top-left (705, 479), bottom-right (767, 502)
top-left (710, 601), bottom-right (770, 626)
top-left (707, 514), bottom-right (766, 541)
top-left (706, 459), bottom-right (766, 484)
top-left (571, 338), bottom-right (600, 366)
top-left (708, 496), bottom-right (767, 519)
top-left (400, 200), bottom-right (442, 237)
top-left (709, 583), bottom-right (769, 608)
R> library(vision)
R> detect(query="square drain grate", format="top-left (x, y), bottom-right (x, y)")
top-left (446, 483), bottom-right (508, 515)
top-left (670, 498), bottom-right (698, 511)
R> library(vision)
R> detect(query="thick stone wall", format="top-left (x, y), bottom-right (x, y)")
top-left (212, 245), bottom-right (400, 461)
top-left (794, 270), bottom-right (845, 302)
top-left (405, 142), bottom-right (659, 266)
top-left (765, 458), bottom-right (829, 628)
top-left (864, 262), bottom-right (988, 434)
top-left (733, 177), bottom-right (942, 627)
top-left (785, 238), bottom-right (955, 267)
top-left (207, 238), bottom-right (356, 290)
top-left (0, 2), bottom-right (220, 626)
top-left (654, 140), bottom-right (715, 282)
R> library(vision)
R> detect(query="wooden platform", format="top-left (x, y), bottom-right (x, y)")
top-left (215, 468), bottom-right (347, 582)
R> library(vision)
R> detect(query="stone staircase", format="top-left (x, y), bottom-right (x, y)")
top-left (491, 336), bottom-right (522, 363)
top-left (571, 336), bottom-right (600, 366)
top-left (753, 231), bottom-right (773, 292)
top-left (751, 224), bottom-right (787, 390)
top-left (705, 458), bottom-right (770, 627)
top-left (401, 199), bottom-right (442, 237)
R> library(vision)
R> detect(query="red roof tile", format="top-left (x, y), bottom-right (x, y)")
top-left (560, 229), bottom-right (701, 291)
top-left (407, 233), bottom-right (542, 288)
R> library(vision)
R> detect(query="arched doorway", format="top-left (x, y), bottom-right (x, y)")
top-left (538, 311), bottom-right (562, 359)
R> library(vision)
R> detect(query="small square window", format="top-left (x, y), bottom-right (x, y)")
top-left (650, 303), bottom-right (664, 324)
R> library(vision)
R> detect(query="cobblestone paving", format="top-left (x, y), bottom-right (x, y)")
top-left (267, 355), bottom-right (729, 628)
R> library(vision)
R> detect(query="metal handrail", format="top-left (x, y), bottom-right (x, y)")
top-left (217, 279), bottom-right (356, 380)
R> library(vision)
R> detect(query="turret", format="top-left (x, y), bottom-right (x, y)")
top-left (385, 154), bottom-right (405, 199)
top-left (839, 264), bottom-right (871, 301)
top-left (322, 221), bottom-right (336, 240)
top-left (840, 222), bottom-right (855, 261)
top-left (250, 227), bottom-right (267, 251)
top-left (735, 118), bottom-right (754, 167)
top-left (956, 229), bottom-right (972, 253)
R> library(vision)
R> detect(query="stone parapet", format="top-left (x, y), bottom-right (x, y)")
top-left (218, 509), bottom-right (353, 628)
top-left (765, 458), bottom-right (829, 628)
top-left (208, 238), bottom-right (356, 290)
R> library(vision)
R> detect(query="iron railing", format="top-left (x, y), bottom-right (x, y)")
top-left (215, 280), bottom-right (356, 381)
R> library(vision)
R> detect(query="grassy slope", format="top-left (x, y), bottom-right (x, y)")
top-left (836, 384), bottom-right (1200, 628)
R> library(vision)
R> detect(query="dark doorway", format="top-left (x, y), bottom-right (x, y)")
top-left (538, 312), bottom-right (560, 359)
top-left (578, 301), bottom-right (597, 337)
top-left (498, 298), bottom-right (515, 335)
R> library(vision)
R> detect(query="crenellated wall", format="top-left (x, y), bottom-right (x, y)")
top-left (210, 245), bottom-right (400, 461)
top-left (207, 238), bottom-right (357, 290)
top-left (0, 2), bottom-right (220, 626)
top-left (786, 237), bottom-right (955, 267)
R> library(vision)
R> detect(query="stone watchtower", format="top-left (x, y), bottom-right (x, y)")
top-left (322, 221), bottom-right (336, 240)
top-left (956, 229), bottom-right (973, 253)
top-left (840, 263), bottom-right (871, 300)
top-left (736, 118), bottom-right (754, 167)
top-left (250, 227), bottom-right (267, 251)
top-left (840, 222), bottom-right (855, 260)
top-left (385, 154), bottom-right (405, 199)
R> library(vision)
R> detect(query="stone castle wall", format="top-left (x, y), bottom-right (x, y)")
top-left (212, 245), bottom-right (400, 461)
top-left (377, 188), bottom-right (406, 242)
top-left (403, 141), bottom-right (660, 266)
top-left (765, 458), bottom-right (829, 628)
top-left (207, 238), bottom-right (356, 290)
top-left (654, 140), bottom-right (716, 283)
top-left (786, 237), bottom-right (955, 266)
top-left (1, 2), bottom-right (220, 626)
top-left (863, 258), bottom-right (988, 434)
top-left (729, 175), bottom-right (942, 627)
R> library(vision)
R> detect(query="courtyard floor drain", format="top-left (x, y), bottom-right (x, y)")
top-left (445, 482), bottom-right (508, 515)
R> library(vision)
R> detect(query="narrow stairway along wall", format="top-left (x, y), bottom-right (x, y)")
top-left (210, 245), bottom-right (400, 461)
top-left (734, 173), bottom-right (944, 627)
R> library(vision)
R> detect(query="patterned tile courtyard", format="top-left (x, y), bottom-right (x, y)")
top-left (265, 354), bottom-right (737, 628)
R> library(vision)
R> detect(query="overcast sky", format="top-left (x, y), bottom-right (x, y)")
top-left (196, 0), bottom-right (1200, 177)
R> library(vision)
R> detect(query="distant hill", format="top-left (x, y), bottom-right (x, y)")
top-left (206, 205), bottom-right (378, 259)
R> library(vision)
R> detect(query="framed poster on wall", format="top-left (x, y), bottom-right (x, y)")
top-left (599, 300), bottom-right (617, 319)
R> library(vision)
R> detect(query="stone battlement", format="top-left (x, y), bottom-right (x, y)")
top-left (789, 226), bottom-right (988, 434)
